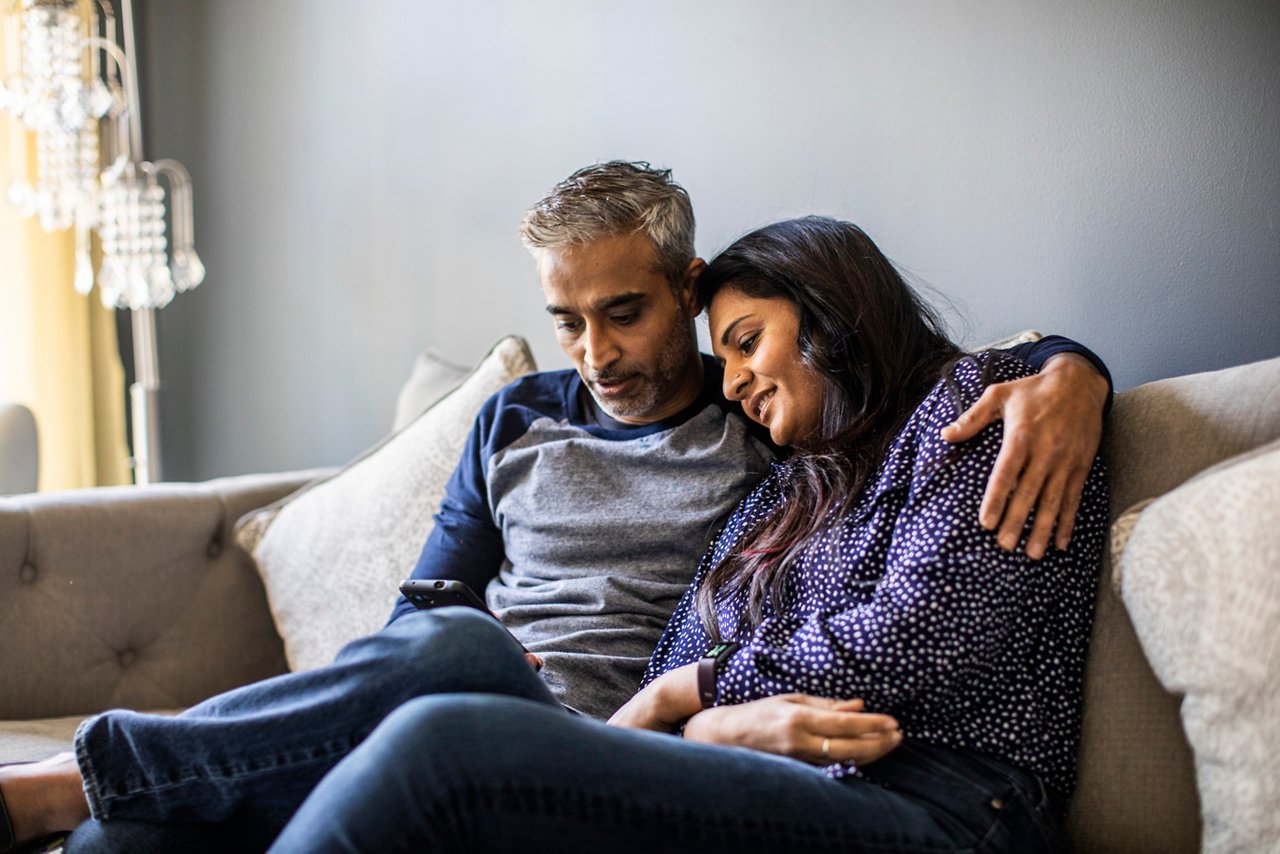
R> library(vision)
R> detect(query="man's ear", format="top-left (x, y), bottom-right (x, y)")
top-left (677, 258), bottom-right (706, 317)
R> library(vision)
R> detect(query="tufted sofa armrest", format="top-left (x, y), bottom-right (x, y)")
top-left (0, 469), bottom-right (330, 721)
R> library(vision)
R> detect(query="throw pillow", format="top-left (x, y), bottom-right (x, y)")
top-left (1109, 437), bottom-right (1280, 592)
top-left (234, 336), bottom-right (537, 671)
top-left (1117, 438), bottom-right (1280, 854)
top-left (392, 347), bottom-right (471, 433)
top-left (979, 329), bottom-right (1042, 350)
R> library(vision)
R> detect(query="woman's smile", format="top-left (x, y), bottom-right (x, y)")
top-left (709, 288), bottom-right (825, 448)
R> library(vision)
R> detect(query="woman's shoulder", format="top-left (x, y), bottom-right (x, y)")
top-left (914, 350), bottom-right (1033, 430)
top-left (892, 351), bottom-right (1033, 482)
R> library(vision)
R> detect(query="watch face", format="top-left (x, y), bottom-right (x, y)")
top-left (705, 642), bottom-right (739, 659)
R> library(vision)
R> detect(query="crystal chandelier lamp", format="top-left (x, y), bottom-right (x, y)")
top-left (1, 0), bottom-right (205, 484)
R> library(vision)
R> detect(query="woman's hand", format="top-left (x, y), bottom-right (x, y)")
top-left (682, 695), bottom-right (901, 766)
top-left (607, 664), bottom-right (701, 733)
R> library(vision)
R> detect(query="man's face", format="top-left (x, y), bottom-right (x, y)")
top-left (539, 232), bottom-right (703, 425)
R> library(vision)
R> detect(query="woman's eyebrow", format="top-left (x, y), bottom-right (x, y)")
top-left (719, 315), bottom-right (749, 347)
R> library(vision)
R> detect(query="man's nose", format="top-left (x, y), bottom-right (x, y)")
top-left (582, 324), bottom-right (621, 373)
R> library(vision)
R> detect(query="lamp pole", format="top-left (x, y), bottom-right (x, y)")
top-left (130, 306), bottom-right (161, 484)
top-left (120, 0), bottom-right (161, 485)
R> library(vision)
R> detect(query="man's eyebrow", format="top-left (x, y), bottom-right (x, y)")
top-left (545, 292), bottom-right (647, 315)
top-left (719, 315), bottom-right (749, 347)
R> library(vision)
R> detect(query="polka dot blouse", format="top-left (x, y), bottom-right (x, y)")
top-left (643, 351), bottom-right (1109, 796)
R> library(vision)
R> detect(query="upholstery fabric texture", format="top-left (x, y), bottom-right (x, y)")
top-left (391, 348), bottom-right (471, 433)
top-left (1110, 437), bottom-right (1280, 592)
top-left (235, 336), bottom-right (537, 672)
top-left (0, 471), bottom-right (311, 725)
top-left (1118, 441), bottom-right (1280, 854)
top-left (0, 715), bottom-right (91, 762)
top-left (1106, 497), bottom-right (1153, 590)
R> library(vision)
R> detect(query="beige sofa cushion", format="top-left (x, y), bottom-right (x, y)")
top-left (235, 337), bottom-right (537, 671)
top-left (0, 716), bottom-right (87, 762)
top-left (1118, 440), bottom-right (1280, 854)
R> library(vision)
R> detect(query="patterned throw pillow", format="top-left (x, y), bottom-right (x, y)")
top-left (1117, 438), bottom-right (1280, 854)
top-left (234, 336), bottom-right (537, 671)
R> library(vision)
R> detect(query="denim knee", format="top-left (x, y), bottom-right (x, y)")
top-left (357, 607), bottom-right (519, 668)
top-left (357, 607), bottom-right (546, 701)
top-left (370, 694), bottom-right (538, 776)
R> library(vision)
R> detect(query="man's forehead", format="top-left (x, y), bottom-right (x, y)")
top-left (537, 233), bottom-right (661, 272)
top-left (537, 235), bottom-right (670, 309)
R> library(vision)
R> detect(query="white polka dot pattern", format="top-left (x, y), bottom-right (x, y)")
top-left (643, 352), bottom-right (1108, 796)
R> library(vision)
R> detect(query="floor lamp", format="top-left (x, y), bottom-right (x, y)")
top-left (0, 0), bottom-right (203, 484)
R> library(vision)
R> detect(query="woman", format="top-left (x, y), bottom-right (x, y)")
top-left (264, 216), bottom-right (1108, 852)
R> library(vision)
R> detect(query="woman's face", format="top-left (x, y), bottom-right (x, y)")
top-left (708, 287), bottom-right (826, 448)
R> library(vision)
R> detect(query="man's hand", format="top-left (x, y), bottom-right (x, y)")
top-left (607, 664), bottom-right (701, 733)
top-left (683, 695), bottom-right (901, 766)
top-left (941, 353), bottom-right (1108, 559)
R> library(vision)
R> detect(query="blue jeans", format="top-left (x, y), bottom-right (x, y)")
top-left (269, 694), bottom-right (1064, 853)
top-left (63, 608), bottom-right (553, 853)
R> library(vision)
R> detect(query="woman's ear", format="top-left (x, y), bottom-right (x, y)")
top-left (678, 258), bottom-right (706, 317)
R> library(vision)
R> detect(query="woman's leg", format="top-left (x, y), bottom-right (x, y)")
top-left (268, 694), bottom-right (1062, 854)
top-left (36, 608), bottom-right (555, 851)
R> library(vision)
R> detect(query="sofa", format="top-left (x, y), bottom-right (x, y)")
top-left (2, 340), bottom-right (1277, 853)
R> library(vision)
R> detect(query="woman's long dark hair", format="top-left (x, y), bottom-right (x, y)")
top-left (696, 216), bottom-right (960, 639)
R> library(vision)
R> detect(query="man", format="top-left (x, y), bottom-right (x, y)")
top-left (0, 162), bottom-right (1110, 852)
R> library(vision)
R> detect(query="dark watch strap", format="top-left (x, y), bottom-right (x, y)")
top-left (696, 642), bottom-right (740, 708)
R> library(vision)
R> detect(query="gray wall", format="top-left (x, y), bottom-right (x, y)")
top-left (140, 0), bottom-right (1280, 482)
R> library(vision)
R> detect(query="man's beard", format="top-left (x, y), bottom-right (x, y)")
top-left (588, 321), bottom-right (696, 421)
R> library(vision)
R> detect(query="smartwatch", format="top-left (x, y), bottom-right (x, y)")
top-left (696, 642), bottom-right (740, 708)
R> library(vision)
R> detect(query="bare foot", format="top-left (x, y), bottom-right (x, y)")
top-left (0, 753), bottom-right (90, 846)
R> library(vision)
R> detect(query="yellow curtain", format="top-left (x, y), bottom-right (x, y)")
top-left (0, 67), bottom-right (131, 491)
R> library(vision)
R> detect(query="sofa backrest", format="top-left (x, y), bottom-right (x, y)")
top-left (1066, 355), bottom-right (1280, 852)
top-left (0, 472), bottom-right (310, 719)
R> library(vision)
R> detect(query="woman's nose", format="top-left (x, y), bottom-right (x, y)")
top-left (723, 365), bottom-right (750, 401)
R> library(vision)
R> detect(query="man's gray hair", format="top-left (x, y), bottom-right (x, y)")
top-left (520, 161), bottom-right (696, 286)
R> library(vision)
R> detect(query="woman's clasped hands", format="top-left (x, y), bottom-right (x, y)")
top-left (609, 663), bottom-right (901, 768)
top-left (684, 695), bottom-right (901, 767)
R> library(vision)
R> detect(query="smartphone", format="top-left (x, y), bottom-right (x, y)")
top-left (400, 578), bottom-right (491, 612)
top-left (399, 579), bottom-right (537, 661)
